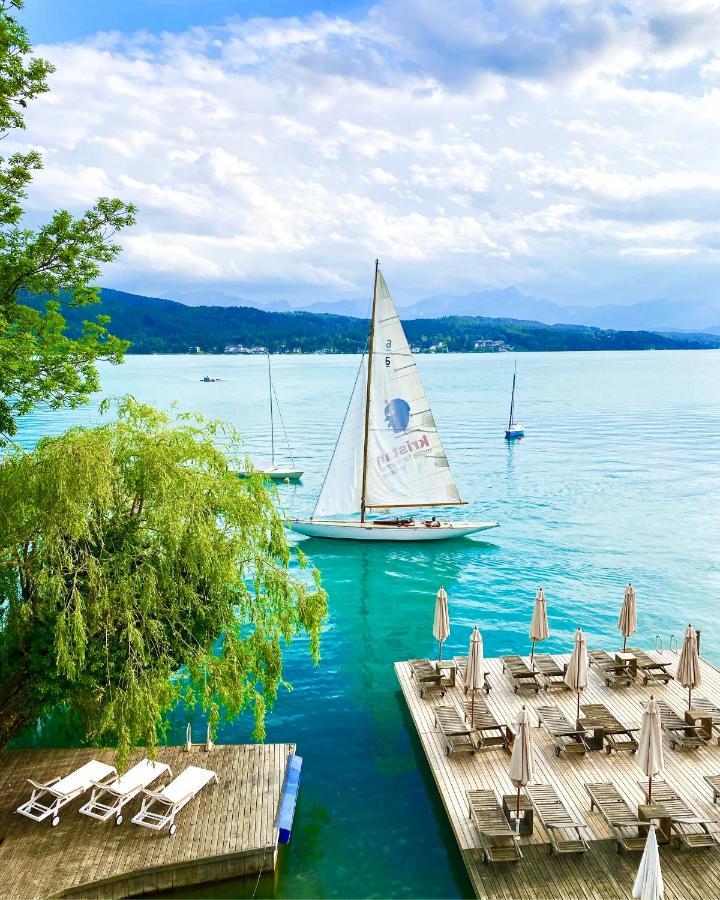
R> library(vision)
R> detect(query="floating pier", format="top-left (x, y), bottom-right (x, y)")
top-left (396, 649), bottom-right (720, 899)
top-left (0, 743), bottom-right (295, 899)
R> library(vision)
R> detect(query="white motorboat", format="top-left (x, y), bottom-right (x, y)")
top-left (290, 261), bottom-right (498, 542)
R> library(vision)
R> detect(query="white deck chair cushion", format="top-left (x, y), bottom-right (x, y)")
top-left (111, 759), bottom-right (170, 795)
top-left (53, 760), bottom-right (116, 796)
top-left (159, 765), bottom-right (216, 804)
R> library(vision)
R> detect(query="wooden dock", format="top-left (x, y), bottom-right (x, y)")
top-left (397, 650), bottom-right (720, 900)
top-left (0, 743), bottom-right (294, 899)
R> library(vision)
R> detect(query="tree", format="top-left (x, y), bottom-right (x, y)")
top-left (0, 399), bottom-right (328, 764)
top-left (0, 1), bottom-right (136, 441)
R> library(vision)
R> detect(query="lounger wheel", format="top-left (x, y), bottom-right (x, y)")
top-left (554, 747), bottom-right (561, 757)
top-left (116, 814), bottom-right (123, 826)
top-left (643, 676), bottom-right (649, 685)
top-left (513, 686), bottom-right (519, 694)
top-left (169, 823), bottom-right (177, 836)
top-left (51, 815), bottom-right (60, 827)
top-left (605, 746), bottom-right (612, 755)
top-left (670, 740), bottom-right (676, 750)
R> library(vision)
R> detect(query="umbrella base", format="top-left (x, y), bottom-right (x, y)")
top-left (502, 795), bottom-right (533, 836)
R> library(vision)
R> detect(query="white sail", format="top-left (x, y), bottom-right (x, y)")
top-left (313, 356), bottom-right (367, 517)
top-left (364, 271), bottom-right (462, 509)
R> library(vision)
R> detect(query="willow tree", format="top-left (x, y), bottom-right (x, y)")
top-left (0, 399), bottom-right (327, 763)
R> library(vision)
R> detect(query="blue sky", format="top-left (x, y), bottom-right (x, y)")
top-left (14, 1), bottom-right (720, 320)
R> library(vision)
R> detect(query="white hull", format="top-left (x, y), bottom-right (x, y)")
top-left (289, 519), bottom-right (498, 541)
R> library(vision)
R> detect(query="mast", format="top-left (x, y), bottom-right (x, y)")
top-left (267, 351), bottom-right (275, 466)
top-left (360, 259), bottom-right (379, 523)
top-left (508, 363), bottom-right (516, 430)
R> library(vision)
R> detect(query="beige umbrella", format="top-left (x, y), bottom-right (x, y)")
top-left (638, 696), bottom-right (664, 804)
top-left (618, 582), bottom-right (637, 652)
top-left (509, 705), bottom-right (534, 830)
top-left (677, 624), bottom-right (701, 710)
top-left (633, 825), bottom-right (664, 900)
top-left (529, 588), bottom-right (549, 666)
top-left (464, 626), bottom-right (484, 727)
top-left (433, 586), bottom-right (450, 663)
top-left (564, 627), bottom-right (588, 722)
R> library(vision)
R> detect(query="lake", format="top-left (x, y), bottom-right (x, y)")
top-left (13, 349), bottom-right (720, 898)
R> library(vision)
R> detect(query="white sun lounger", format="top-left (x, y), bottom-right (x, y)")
top-left (79, 758), bottom-right (172, 825)
top-left (17, 759), bottom-right (117, 827)
top-left (131, 764), bottom-right (218, 835)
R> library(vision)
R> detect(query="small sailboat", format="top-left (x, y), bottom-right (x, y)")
top-left (234, 354), bottom-right (303, 482)
top-left (290, 261), bottom-right (498, 541)
top-left (504, 363), bottom-right (524, 440)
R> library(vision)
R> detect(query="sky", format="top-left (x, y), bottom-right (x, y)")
top-left (13, 0), bottom-right (720, 312)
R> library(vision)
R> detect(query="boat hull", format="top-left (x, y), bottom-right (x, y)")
top-left (233, 468), bottom-right (303, 482)
top-left (288, 519), bottom-right (499, 541)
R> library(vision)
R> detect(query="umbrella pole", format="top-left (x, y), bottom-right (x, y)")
top-left (623, 634), bottom-right (627, 652)
top-left (576, 689), bottom-right (580, 723)
top-left (530, 638), bottom-right (535, 666)
top-left (689, 687), bottom-right (692, 710)
top-left (438, 639), bottom-right (443, 664)
top-left (648, 774), bottom-right (652, 805)
top-left (471, 689), bottom-right (475, 728)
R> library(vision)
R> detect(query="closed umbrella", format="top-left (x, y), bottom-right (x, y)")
top-left (564, 627), bottom-right (588, 722)
top-left (638, 696), bottom-right (663, 804)
top-left (509, 705), bottom-right (534, 831)
top-left (529, 588), bottom-right (549, 666)
top-left (433, 586), bottom-right (450, 663)
top-left (464, 626), bottom-right (484, 727)
top-left (677, 624), bottom-right (701, 710)
top-left (618, 583), bottom-right (637, 652)
top-left (632, 825), bottom-right (664, 900)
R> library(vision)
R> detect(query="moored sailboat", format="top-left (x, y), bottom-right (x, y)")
top-left (504, 362), bottom-right (524, 440)
top-left (290, 262), bottom-right (498, 541)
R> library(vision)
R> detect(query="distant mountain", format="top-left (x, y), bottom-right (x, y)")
top-left (23, 289), bottom-right (718, 354)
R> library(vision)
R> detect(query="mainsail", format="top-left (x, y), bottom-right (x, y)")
top-left (314, 265), bottom-right (462, 518)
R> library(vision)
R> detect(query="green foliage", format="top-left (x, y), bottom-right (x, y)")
top-left (0, 2), bottom-right (136, 439)
top-left (0, 399), bottom-right (328, 766)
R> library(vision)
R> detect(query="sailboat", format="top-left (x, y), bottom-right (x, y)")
top-left (290, 262), bottom-right (498, 541)
top-left (234, 353), bottom-right (303, 482)
top-left (504, 362), bottom-right (524, 440)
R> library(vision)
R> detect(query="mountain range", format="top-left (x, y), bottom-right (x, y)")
top-left (176, 286), bottom-right (720, 334)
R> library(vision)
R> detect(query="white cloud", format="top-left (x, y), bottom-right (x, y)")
top-left (12, 1), bottom-right (720, 307)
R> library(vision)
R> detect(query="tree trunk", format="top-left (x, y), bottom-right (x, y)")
top-left (0, 669), bottom-right (37, 747)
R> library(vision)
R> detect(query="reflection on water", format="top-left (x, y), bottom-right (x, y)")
top-left (12, 350), bottom-right (720, 898)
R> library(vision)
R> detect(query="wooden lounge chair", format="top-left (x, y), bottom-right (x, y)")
top-left (408, 658), bottom-right (446, 699)
top-left (500, 655), bottom-right (543, 694)
top-left (687, 697), bottom-right (720, 743)
top-left (537, 705), bottom-right (588, 756)
top-left (463, 695), bottom-right (512, 751)
top-left (434, 706), bottom-right (478, 756)
top-left (704, 775), bottom-right (720, 805)
top-left (637, 779), bottom-right (718, 850)
top-left (17, 759), bottom-right (117, 827)
top-left (131, 765), bottom-right (219, 835)
top-left (585, 782), bottom-right (647, 852)
top-left (625, 647), bottom-right (674, 685)
top-left (454, 656), bottom-right (492, 694)
top-left (587, 649), bottom-right (634, 687)
top-left (79, 759), bottom-right (172, 825)
top-left (579, 703), bottom-right (639, 754)
top-left (467, 789), bottom-right (523, 863)
top-left (526, 784), bottom-right (589, 854)
top-left (654, 699), bottom-right (708, 750)
top-left (533, 654), bottom-right (569, 691)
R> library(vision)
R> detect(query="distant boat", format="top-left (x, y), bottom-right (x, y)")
top-left (234, 354), bottom-right (303, 483)
top-left (202, 375), bottom-right (221, 382)
top-left (504, 363), bottom-right (524, 440)
top-left (290, 261), bottom-right (498, 541)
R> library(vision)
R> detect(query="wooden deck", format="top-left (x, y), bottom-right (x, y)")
top-left (0, 743), bottom-right (294, 899)
top-left (397, 650), bottom-right (720, 899)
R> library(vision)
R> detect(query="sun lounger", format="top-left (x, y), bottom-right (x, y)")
top-left (537, 705), bottom-right (588, 756)
top-left (79, 758), bottom-right (171, 825)
top-left (637, 778), bottom-right (718, 850)
top-left (579, 703), bottom-right (639, 754)
top-left (131, 765), bottom-right (218, 834)
top-left (408, 658), bottom-right (446, 699)
top-left (500, 655), bottom-right (543, 694)
top-left (585, 782), bottom-right (647, 852)
top-left (704, 775), bottom-right (720, 805)
top-left (588, 649), bottom-right (635, 687)
top-left (625, 647), bottom-right (674, 685)
top-left (435, 706), bottom-right (478, 756)
top-left (526, 784), bottom-right (589, 854)
top-left (17, 759), bottom-right (117, 827)
top-left (463, 695), bottom-right (512, 751)
top-left (454, 656), bottom-right (491, 694)
top-left (467, 789), bottom-right (523, 863)
top-left (654, 699), bottom-right (708, 750)
top-left (533, 654), bottom-right (569, 691)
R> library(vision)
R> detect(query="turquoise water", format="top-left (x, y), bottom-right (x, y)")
top-left (13, 350), bottom-right (720, 898)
